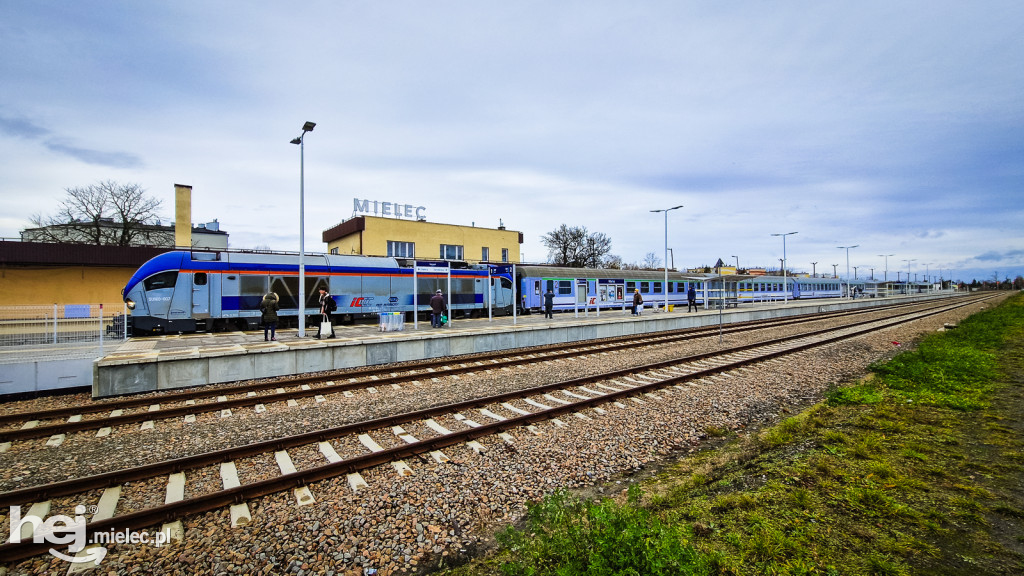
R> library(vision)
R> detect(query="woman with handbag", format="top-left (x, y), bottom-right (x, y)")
top-left (316, 287), bottom-right (336, 338)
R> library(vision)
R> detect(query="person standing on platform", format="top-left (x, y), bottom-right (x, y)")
top-left (687, 285), bottom-right (697, 312)
top-left (260, 292), bottom-right (279, 341)
top-left (632, 289), bottom-right (643, 315)
top-left (317, 287), bottom-right (336, 338)
top-left (430, 289), bottom-right (447, 328)
top-left (543, 288), bottom-right (555, 319)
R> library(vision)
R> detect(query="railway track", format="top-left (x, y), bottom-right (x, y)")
top-left (0, 294), bottom-right (989, 563)
top-left (0, 299), bottom-right (952, 445)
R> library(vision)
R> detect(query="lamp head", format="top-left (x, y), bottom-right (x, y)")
top-left (302, 121), bottom-right (316, 132)
top-left (290, 137), bottom-right (301, 145)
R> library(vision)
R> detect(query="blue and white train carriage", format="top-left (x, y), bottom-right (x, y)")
top-left (122, 250), bottom-right (515, 334)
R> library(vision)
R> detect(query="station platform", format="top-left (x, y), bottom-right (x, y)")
top-left (90, 293), bottom-right (951, 398)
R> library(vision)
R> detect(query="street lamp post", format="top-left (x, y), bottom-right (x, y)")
top-left (290, 121), bottom-right (316, 337)
top-left (811, 262), bottom-right (817, 277)
top-left (731, 255), bottom-right (739, 272)
top-left (651, 205), bottom-right (683, 312)
top-left (832, 264), bottom-right (838, 278)
top-left (837, 245), bottom-right (859, 298)
top-left (877, 254), bottom-right (894, 282)
top-left (771, 232), bottom-right (797, 304)
top-left (902, 259), bottom-right (916, 295)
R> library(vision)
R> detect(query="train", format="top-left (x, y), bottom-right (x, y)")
top-left (122, 250), bottom-right (865, 335)
top-left (516, 265), bottom-right (858, 313)
top-left (121, 250), bottom-right (515, 334)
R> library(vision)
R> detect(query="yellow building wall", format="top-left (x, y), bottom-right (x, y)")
top-left (329, 217), bottom-right (520, 262)
top-left (0, 266), bottom-right (133, 306)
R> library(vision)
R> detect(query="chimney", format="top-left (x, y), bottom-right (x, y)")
top-left (174, 184), bottom-right (192, 248)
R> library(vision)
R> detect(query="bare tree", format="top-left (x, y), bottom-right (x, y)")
top-left (541, 224), bottom-right (613, 267)
top-left (640, 252), bottom-right (661, 270)
top-left (28, 181), bottom-right (164, 246)
top-left (602, 254), bottom-right (623, 269)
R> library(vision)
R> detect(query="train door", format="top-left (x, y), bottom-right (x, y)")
top-left (192, 272), bottom-right (210, 319)
top-left (576, 280), bottom-right (588, 305)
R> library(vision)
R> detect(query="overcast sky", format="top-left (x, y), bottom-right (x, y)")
top-left (2, 1), bottom-right (1022, 283)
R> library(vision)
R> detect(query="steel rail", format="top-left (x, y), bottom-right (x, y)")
top-left (0, 300), bottom-right (938, 441)
top-left (0, 295), bottom-right (989, 563)
top-left (0, 295), bottom-right (987, 563)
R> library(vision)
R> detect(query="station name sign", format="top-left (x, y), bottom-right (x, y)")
top-left (353, 198), bottom-right (426, 220)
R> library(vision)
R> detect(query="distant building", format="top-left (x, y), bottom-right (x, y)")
top-left (0, 241), bottom-right (173, 306)
top-left (322, 216), bottom-right (522, 264)
top-left (20, 219), bottom-right (228, 249)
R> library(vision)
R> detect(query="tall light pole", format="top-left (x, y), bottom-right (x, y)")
top-left (902, 259), bottom-right (916, 295)
top-left (837, 245), bottom-right (858, 298)
top-left (832, 264), bottom-right (838, 278)
top-left (291, 121), bottom-right (316, 337)
top-left (878, 254), bottom-right (894, 282)
top-left (731, 255), bottom-right (739, 272)
top-left (923, 263), bottom-right (931, 292)
top-left (651, 205), bottom-right (683, 312)
top-left (771, 232), bottom-right (797, 303)
top-left (811, 262), bottom-right (817, 277)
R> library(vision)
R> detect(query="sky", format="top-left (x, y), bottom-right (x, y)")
top-left (1, 1), bottom-right (1022, 284)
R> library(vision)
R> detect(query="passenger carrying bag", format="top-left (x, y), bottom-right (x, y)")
top-left (320, 314), bottom-right (332, 339)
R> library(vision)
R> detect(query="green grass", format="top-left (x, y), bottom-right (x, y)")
top-left (435, 294), bottom-right (1024, 576)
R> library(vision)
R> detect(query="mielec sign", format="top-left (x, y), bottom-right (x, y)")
top-left (353, 198), bottom-right (425, 220)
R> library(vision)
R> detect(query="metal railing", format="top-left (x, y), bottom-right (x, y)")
top-left (0, 303), bottom-right (130, 348)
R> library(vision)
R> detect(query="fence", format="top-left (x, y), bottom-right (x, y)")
top-left (0, 303), bottom-right (130, 348)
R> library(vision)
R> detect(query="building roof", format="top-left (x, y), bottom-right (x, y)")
top-left (0, 241), bottom-right (172, 267)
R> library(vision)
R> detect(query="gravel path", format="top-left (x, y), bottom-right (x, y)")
top-left (0, 296), bottom-right (1001, 575)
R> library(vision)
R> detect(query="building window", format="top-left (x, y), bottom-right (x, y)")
top-left (440, 244), bottom-right (463, 260)
top-left (387, 241), bottom-right (415, 258)
top-left (501, 248), bottom-right (508, 262)
top-left (481, 247), bottom-right (489, 261)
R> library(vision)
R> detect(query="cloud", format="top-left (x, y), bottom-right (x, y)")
top-left (974, 249), bottom-right (1024, 263)
top-left (43, 140), bottom-right (143, 169)
top-left (0, 114), bottom-right (49, 139)
top-left (0, 114), bottom-right (143, 168)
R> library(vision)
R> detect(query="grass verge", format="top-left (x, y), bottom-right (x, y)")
top-left (435, 294), bottom-right (1024, 576)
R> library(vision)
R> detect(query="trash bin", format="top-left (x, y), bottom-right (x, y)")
top-left (667, 305), bottom-right (674, 312)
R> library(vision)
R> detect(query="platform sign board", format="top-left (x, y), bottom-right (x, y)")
top-left (415, 261), bottom-right (450, 274)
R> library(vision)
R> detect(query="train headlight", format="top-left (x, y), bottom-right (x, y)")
top-left (126, 298), bottom-right (136, 310)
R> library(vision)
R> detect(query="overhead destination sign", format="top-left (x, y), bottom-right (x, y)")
top-left (353, 198), bottom-right (426, 220)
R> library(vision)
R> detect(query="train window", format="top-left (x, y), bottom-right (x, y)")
top-left (240, 276), bottom-right (268, 310)
top-left (545, 280), bottom-right (554, 293)
top-left (534, 280), bottom-right (541, 295)
top-left (144, 271), bottom-right (177, 291)
top-left (194, 272), bottom-right (207, 286)
top-left (653, 282), bottom-right (663, 294)
top-left (626, 281), bottom-right (636, 293)
top-left (557, 280), bottom-right (572, 295)
top-left (640, 282), bottom-right (650, 293)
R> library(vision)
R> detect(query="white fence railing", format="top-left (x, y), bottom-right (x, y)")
top-left (0, 303), bottom-right (130, 348)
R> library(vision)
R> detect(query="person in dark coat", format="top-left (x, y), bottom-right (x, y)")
top-left (430, 290), bottom-right (447, 328)
top-left (316, 287), bottom-right (336, 338)
top-left (687, 285), bottom-right (697, 312)
top-left (543, 288), bottom-right (555, 319)
top-left (632, 289), bottom-right (643, 315)
top-left (260, 292), bottom-right (279, 341)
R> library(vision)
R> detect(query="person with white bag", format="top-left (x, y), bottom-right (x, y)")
top-left (316, 287), bottom-right (336, 339)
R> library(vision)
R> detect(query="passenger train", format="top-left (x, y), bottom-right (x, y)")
top-left (122, 250), bottom-right (515, 334)
top-left (517, 265), bottom-right (859, 314)
top-left (122, 250), bottom-right (863, 334)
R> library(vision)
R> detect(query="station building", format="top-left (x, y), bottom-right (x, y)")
top-left (322, 214), bottom-right (523, 265)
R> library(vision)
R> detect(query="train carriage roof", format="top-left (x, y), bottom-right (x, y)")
top-left (517, 265), bottom-right (706, 282)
